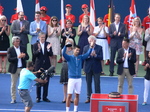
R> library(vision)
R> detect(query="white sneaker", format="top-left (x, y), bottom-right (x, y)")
top-left (10, 99), bottom-right (16, 104)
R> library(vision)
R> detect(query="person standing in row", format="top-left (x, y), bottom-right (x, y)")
top-left (61, 20), bottom-right (76, 50)
top-left (142, 27), bottom-right (150, 105)
top-left (83, 35), bottom-right (103, 103)
top-left (142, 51), bottom-right (150, 106)
top-left (109, 13), bottom-right (126, 76)
top-left (7, 36), bottom-right (29, 104)
top-left (11, 11), bottom-right (29, 50)
top-left (30, 11), bottom-right (47, 64)
top-left (93, 17), bottom-right (109, 75)
top-left (142, 7), bottom-right (150, 66)
top-left (116, 38), bottom-right (136, 94)
top-left (145, 27), bottom-right (150, 56)
top-left (33, 32), bottom-right (53, 103)
top-left (79, 4), bottom-right (90, 23)
top-left (63, 40), bottom-right (94, 112)
top-left (0, 15), bottom-right (10, 73)
top-left (65, 4), bottom-right (76, 24)
top-left (46, 16), bottom-right (61, 73)
top-left (58, 4), bottom-right (76, 63)
top-left (77, 15), bottom-right (92, 55)
top-left (18, 61), bottom-right (47, 112)
top-left (40, 6), bottom-right (51, 25)
top-left (129, 17), bottom-right (143, 77)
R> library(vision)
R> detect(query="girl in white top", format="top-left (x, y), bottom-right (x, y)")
top-left (93, 17), bottom-right (110, 75)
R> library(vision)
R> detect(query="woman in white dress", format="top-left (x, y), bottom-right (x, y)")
top-left (93, 17), bottom-right (110, 75)
top-left (46, 16), bottom-right (61, 73)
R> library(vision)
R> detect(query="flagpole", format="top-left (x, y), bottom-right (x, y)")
top-left (90, 0), bottom-right (96, 30)
top-left (61, 0), bottom-right (65, 30)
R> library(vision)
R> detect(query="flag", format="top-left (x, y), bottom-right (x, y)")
top-left (108, 0), bottom-right (114, 26)
top-left (128, 0), bottom-right (137, 29)
top-left (90, 0), bottom-right (96, 29)
top-left (149, 6), bottom-right (150, 28)
top-left (17, 0), bottom-right (24, 13)
top-left (35, 0), bottom-right (40, 12)
top-left (61, 0), bottom-right (65, 30)
top-left (0, 4), bottom-right (4, 16)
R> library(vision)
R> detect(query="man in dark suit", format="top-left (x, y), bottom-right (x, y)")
top-left (116, 38), bottom-right (136, 94)
top-left (83, 35), bottom-right (103, 103)
top-left (7, 36), bottom-right (29, 104)
top-left (33, 32), bottom-right (53, 103)
top-left (11, 11), bottom-right (29, 50)
top-left (109, 13), bottom-right (126, 76)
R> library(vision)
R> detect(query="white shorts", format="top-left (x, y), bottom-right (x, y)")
top-left (67, 78), bottom-right (82, 94)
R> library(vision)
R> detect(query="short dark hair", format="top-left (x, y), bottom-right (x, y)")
top-left (27, 61), bottom-right (34, 68)
top-left (97, 17), bottom-right (103, 21)
top-left (35, 11), bottom-right (41, 15)
top-left (123, 38), bottom-right (130, 43)
top-left (74, 45), bottom-right (80, 49)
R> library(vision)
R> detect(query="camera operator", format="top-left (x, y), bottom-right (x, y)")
top-left (33, 32), bottom-right (53, 103)
top-left (18, 61), bottom-right (47, 112)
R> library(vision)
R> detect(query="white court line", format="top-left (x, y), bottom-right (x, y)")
top-left (0, 109), bottom-right (89, 112)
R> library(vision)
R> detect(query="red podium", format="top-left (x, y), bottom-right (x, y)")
top-left (90, 94), bottom-right (138, 112)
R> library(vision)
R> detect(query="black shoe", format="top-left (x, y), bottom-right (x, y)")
top-left (43, 98), bottom-right (51, 102)
top-left (36, 98), bottom-right (40, 103)
top-left (85, 99), bottom-right (90, 103)
top-left (70, 100), bottom-right (74, 103)
top-left (109, 72), bottom-right (114, 76)
top-left (100, 72), bottom-right (106, 76)
top-left (62, 100), bottom-right (66, 103)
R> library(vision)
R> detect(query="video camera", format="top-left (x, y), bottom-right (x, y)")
top-left (35, 66), bottom-right (55, 87)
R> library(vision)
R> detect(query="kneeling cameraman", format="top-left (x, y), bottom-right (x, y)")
top-left (18, 61), bottom-right (47, 112)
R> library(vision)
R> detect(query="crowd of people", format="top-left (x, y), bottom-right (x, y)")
top-left (0, 3), bottom-right (150, 112)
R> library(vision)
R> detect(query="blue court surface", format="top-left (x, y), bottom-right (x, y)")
top-left (0, 73), bottom-right (150, 112)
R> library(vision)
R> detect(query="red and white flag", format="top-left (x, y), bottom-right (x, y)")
top-left (17, 0), bottom-right (24, 13)
top-left (90, 0), bottom-right (96, 29)
top-left (35, 0), bottom-right (40, 12)
top-left (0, 5), bottom-right (4, 16)
top-left (61, 0), bottom-right (65, 30)
top-left (128, 0), bottom-right (137, 29)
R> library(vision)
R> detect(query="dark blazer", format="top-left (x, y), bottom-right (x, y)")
top-left (116, 47), bottom-right (136, 75)
top-left (83, 44), bottom-right (103, 74)
top-left (109, 22), bottom-right (126, 48)
top-left (33, 41), bottom-right (53, 71)
top-left (7, 46), bottom-right (29, 74)
top-left (11, 20), bottom-right (30, 45)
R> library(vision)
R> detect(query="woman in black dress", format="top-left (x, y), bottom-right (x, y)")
top-left (61, 19), bottom-right (76, 49)
top-left (0, 15), bottom-right (10, 73)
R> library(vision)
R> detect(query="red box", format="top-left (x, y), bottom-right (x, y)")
top-left (90, 94), bottom-right (138, 112)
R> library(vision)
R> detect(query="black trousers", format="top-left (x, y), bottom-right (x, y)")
top-left (109, 47), bottom-right (118, 73)
top-left (86, 70), bottom-right (100, 99)
top-left (31, 45), bottom-right (36, 64)
top-left (36, 73), bottom-right (50, 99)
